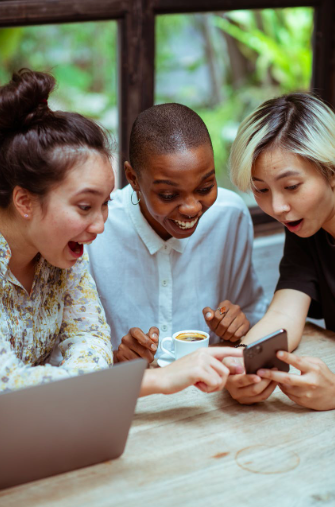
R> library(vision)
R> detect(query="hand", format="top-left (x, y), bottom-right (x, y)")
top-left (114, 327), bottom-right (159, 363)
top-left (147, 347), bottom-right (243, 396)
top-left (223, 356), bottom-right (277, 404)
top-left (203, 300), bottom-right (250, 342)
top-left (257, 351), bottom-right (335, 411)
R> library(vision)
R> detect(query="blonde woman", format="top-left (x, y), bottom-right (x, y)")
top-left (226, 93), bottom-right (335, 410)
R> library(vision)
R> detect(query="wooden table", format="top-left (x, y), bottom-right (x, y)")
top-left (1, 323), bottom-right (335, 507)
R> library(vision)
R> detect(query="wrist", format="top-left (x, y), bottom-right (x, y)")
top-left (140, 369), bottom-right (164, 397)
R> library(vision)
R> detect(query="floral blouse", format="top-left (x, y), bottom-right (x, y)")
top-left (0, 233), bottom-right (113, 392)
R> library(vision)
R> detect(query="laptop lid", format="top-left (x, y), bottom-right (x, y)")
top-left (0, 359), bottom-right (146, 489)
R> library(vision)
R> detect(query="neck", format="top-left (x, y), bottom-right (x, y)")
top-left (0, 212), bottom-right (38, 279)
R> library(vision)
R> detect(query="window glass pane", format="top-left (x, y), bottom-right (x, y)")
top-left (155, 8), bottom-right (313, 206)
top-left (0, 21), bottom-right (119, 180)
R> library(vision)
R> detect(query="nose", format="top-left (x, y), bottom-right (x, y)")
top-left (271, 192), bottom-right (290, 216)
top-left (87, 212), bottom-right (105, 235)
top-left (178, 196), bottom-right (202, 217)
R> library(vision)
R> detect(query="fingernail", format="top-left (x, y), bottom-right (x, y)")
top-left (151, 344), bottom-right (157, 351)
top-left (205, 312), bottom-right (212, 319)
top-left (152, 333), bottom-right (158, 341)
top-left (258, 369), bottom-right (265, 375)
top-left (277, 351), bottom-right (284, 357)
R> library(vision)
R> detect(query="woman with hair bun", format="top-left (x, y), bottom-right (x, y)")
top-left (0, 69), bottom-right (242, 395)
top-left (227, 93), bottom-right (335, 410)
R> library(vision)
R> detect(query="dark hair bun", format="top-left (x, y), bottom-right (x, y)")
top-left (0, 68), bottom-right (55, 134)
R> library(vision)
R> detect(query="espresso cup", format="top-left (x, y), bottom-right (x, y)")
top-left (160, 329), bottom-right (209, 360)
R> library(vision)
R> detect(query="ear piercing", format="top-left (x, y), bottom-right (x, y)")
top-left (24, 214), bottom-right (29, 219)
top-left (131, 189), bottom-right (141, 206)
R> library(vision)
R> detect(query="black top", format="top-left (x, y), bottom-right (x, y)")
top-left (276, 228), bottom-right (335, 331)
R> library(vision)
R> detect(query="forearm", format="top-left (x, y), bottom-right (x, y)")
top-left (241, 289), bottom-right (310, 351)
top-left (139, 369), bottom-right (164, 397)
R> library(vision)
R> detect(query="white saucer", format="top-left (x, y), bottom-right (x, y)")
top-left (157, 355), bottom-right (176, 367)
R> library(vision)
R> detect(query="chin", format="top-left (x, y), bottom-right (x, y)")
top-left (44, 256), bottom-right (77, 270)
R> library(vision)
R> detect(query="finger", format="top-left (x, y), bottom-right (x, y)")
top-left (228, 321), bottom-right (250, 342)
top-left (148, 327), bottom-right (159, 343)
top-left (120, 338), bottom-right (155, 362)
top-left (278, 387), bottom-right (305, 406)
top-left (194, 366), bottom-right (225, 392)
top-left (220, 313), bottom-right (247, 341)
top-left (224, 358), bottom-right (244, 375)
top-left (129, 327), bottom-right (157, 352)
top-left (227, 372), bottom-right (262, 388)
top-left (239, 377), bottom-right (273, 396)
top-left (205, 346), bottom-right (243, 361)
top-left (257, 369), bottom-right (308, 388)
top-left (208, 357), bottom-right (230, 383)
top-left (216, 316), bottom-right (237, 341)
top-left (276, 351), bottom-right (313, 373)
top-left (203, 307), bottom-right (220, 332)
top-left (238, 381), bottom-right (277, 404)
top-left (194, 381), bottom-right (209, 392)
top-left (117, 344), bottom-right (142, 362)
top-left (278, 383), bottom-right (305, 398)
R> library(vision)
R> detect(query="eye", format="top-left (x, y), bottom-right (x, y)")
top-left (78, 204), bottom-right (91, 211)
top-left (159, 193), bottom-right (178, 201)
top-left (198, 184), bottom-right (215, 195)
top-left (285, 184), bottom-right (300, 191)
top-left (103, 198), bottom-right (112, 207)
top-left (253, 187), bottom-right (268, 194)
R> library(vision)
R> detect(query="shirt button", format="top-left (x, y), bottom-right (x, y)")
top-left (162, 324), bottom-right (168, 331)
top-left (162, 279), bottom-right (168, 287)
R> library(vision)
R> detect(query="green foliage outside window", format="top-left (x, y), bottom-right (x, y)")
top-left (156, 8), bottom-right (313, 196)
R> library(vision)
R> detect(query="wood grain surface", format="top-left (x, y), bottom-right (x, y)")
top-left (1, 323), bottom-right (334, 507)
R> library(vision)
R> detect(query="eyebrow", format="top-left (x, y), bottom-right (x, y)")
top-left (252, 170), bottom-right (300, 182)
top-left (153, 169), bottom-right (215, 187)
top-left (74, 188), bottom-right (105, 197)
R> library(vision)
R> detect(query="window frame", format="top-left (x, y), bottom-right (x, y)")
top-left (0, 0), bottom-right (334, 229)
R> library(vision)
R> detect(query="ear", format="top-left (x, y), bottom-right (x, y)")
top-left (330, 172), bottom-right (335, 189)
top-left (12, 186), bottom-right (34, 219)
top-left (124, 161), bottom-right (140, 191)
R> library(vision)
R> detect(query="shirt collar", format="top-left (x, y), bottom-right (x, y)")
top-left (0, 233), bottom-right (12, 277)
top-left (124, 185), bottom-right (188, 255)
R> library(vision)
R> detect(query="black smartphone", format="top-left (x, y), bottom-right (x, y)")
top-left (243, 329), bottom-right (289, 375)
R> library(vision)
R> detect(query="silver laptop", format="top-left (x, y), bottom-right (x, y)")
top-left (0, 359), bottom-right (146, 489)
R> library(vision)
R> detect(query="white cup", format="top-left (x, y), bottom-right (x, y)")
top-left (160, 329), bottom-right (209, 360)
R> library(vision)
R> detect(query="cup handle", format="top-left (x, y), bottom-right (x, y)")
top-left (160, 337), bottom-right (175, 358)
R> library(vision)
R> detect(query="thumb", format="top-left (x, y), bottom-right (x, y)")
top-left (203, 307), bottom-right (214, 321)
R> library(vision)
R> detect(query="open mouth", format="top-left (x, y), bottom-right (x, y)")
top-left (68, 241), bottom-right (84, 257)
top-left (172, 217), bottom-right (199, 230)
top-left (285, 219), bottom-right (303, 227)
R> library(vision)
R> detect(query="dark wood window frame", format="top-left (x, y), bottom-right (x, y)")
top-left (1, 0), bottom-right (334, 231)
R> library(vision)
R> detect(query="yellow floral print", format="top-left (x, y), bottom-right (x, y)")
top-left (0, 233), bottom-right (113, 392)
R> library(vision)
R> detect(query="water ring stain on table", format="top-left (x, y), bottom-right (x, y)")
top-left (235, 445), bottom-right (300, 474)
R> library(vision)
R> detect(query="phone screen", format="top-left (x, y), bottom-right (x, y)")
top-left (243, 329), bottom-right (289, 375)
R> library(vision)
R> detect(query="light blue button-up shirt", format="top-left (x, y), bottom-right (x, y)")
top-left (87, 185), bottom-right (268, 358)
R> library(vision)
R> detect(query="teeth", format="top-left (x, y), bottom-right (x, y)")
top-left (77, 241), bottom-right (93, 245)
top-left (173, 218), bottom-right (198, 230)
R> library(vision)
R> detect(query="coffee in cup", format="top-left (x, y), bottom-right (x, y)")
top-left (160, 329), bottom-right (209, 360)
top-left (175, 332), bottom-right (207, 342)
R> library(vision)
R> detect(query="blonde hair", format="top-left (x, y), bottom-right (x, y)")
top-left (229, 93), bottom-right (335, 192)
